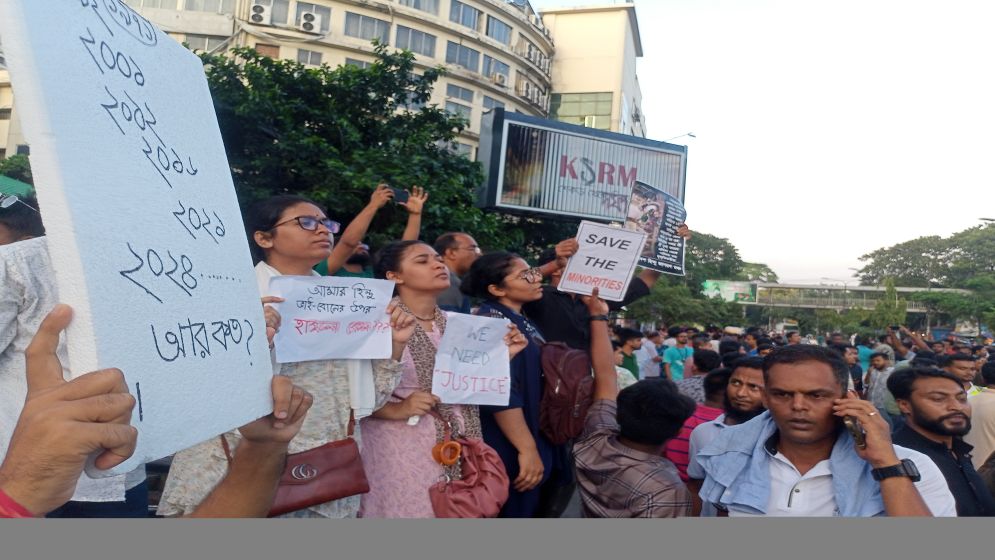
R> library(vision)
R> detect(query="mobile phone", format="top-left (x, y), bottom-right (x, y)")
top-left (389, 187), bottom-right (409, 204)
top-left (890, 325), bottom-right (901, 332)
top-left (844, 416), bottom-right (867, 449)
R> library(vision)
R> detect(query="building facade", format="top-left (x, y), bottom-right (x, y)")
top-left (0, 0), bottom-right (555, 161)
top-left (541, 3), bottom-right (646, 138)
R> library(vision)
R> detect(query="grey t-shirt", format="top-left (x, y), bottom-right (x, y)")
top-left (437, 269), bottom-right (470, 313)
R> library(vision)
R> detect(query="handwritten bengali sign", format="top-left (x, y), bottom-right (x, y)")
top-left (624, 182), bottom-right (687, 276)
top-left (268, 276), bottom-right (396, 362)
top-left (557, 221), bottom-right (647, 302)
top-left (432, 313), bottom-right (511, 406)
top-left (0, 1), bottom-right (273, 475)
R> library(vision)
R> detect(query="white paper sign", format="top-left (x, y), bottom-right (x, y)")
top-left (268, 276), bottom-right (396, 362)
top-left (0, 1), bottom-right (273, 475)
top-left (557, 221), bottom-right (648, 302)
top-left (432, 313), bottom-right (512, 406)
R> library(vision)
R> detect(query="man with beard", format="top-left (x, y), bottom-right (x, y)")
top-left (685, 357), bottom-right (767, 515)
top-left (333, 242), bottom-right (374, 278)
top-left (889, 367), bottom-right (995, 516)
top-left (941, 353), bottom-right (984, 397)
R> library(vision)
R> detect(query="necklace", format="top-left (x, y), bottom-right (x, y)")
top-left (399, 301), bottom-right (438, 322)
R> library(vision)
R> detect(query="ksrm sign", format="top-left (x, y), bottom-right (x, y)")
top-left (476, 109), bottom-right (687, 222)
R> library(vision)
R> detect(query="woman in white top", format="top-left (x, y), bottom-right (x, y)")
top-left (159, 195), bottom-right (415, 518)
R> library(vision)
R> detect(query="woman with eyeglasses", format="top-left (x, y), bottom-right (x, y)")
top-left (158, 195), bottom-right (414, 519)
top-left (458, 252), bottom-right (558, 517)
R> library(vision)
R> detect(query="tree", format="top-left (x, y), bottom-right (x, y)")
top-left (200, 43), bottom-right (528, 252)
top-left (682, 232), bottom-right (745, 295)
top-left (868, 278), bottom-right (908, 329)
top-left (740, 262), bottom-right (779, 283)
top-left (857, 236), bottom-right (950, 287)
top-left (0, 154), bottom-right (32, 185)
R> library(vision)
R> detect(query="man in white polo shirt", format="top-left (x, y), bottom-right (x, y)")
top-left (696, 345), bottom-right (956, 517)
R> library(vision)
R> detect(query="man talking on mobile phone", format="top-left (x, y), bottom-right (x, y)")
top-left (695, 345), bottom-right (956, 516)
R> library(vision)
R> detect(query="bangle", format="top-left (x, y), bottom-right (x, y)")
top-left (589, 314), bottom-right (609, 322)
top-left (0, 488), bottom-right (36, 518)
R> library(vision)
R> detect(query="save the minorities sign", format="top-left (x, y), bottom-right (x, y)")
top-left (0, 1), bottom-right (272, 475)
top-left (557, 221), bottom-right (647, 302)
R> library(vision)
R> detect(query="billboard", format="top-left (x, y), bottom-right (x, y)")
top-left (477, 109), bottom-right (687, 222)
top-left (702, 280), bottom-right (758, 303)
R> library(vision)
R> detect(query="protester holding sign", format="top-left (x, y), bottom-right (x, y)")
top-left (460, 252), bottom-right (557, 517)
top-left (158, 196), bottom-right (416, 519)
top-left (358, 241), bottom-right (527, 517)
top-left (0, 305), bottom-right (314, 518)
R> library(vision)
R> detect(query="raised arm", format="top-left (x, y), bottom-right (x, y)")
top-left (582, 288), bottom-right (617, 401)
top-left (325, 184), bottom-right (393, 274)
top-left (399, 186), bottom-right (427, 241)
top-left (900, 326), bottom-right (931, 351)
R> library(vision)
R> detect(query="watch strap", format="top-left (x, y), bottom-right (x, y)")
top-left (589, 314), bottom-right (609, 322)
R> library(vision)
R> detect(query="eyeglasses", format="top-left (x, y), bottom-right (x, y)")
top-left (0, 194), bottom-right (39, 212)
top-left (457, 244), bottom-right (481, 254)
top-left (516, 267), bottom-right (543, 283)
top-left (270, 215), bottom-right (341, 234)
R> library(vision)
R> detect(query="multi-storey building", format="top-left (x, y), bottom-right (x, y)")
top-left (0, 0), bottom-right (555, 161)
top-left (541, 2), bottom-right (647, 138)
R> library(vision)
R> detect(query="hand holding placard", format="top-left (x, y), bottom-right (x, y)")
top-left (557, 221), bottom-right (647, 302)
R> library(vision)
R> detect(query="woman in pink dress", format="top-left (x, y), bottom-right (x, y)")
top-left (359, 240), bottom-right (526, 517)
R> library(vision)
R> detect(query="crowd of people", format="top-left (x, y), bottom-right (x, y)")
top-left (2, 184), bottom-right (994, 518)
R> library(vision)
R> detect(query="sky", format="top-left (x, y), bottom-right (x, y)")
top-left (531, 0), bottom-right (995, 284)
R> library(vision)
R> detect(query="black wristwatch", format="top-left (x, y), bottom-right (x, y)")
top-left (589, 314), bottom-right (609, 322)
top-left (871, 458), bottom-right (921, 482)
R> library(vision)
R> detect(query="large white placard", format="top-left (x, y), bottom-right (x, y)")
top-left (0, 1), bottom-right (273, 475)
top-left (432, 313), bottom-right (511, 407)
top-left (268, 276), bottom-right (395, 362)
top-left (557, 221), bottom-right (647, 302)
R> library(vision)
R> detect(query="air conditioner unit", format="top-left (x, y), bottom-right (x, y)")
top-left (249, 0), bottom-right (272, 26)
top-left (491, 73), bottom-right (506, 86)
top-left (297, 12), bottom-right (322, 33)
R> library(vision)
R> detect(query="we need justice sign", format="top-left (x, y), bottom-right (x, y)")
top-left (557, 221), bottom-right (647, 302)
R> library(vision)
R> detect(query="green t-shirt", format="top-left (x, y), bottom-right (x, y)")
top-left (311, 260), bottom-right (373, 278)
top-left (621, 352), bottom-right (640, 382)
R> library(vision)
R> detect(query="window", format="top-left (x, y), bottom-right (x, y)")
top-left (445, 42), bottom-right (480, 72)
top-left (482, 56), bottom-right (509, 81)
top-left (449, 1), bottom-right (480, 30)
top-left (482, 96), bottom-right (504, 111)
top-left (254, 43), bottom-right (280, 58)
top-left (445, 101), bottom-right (472, 120)
top-left (297, 49), bottom-right (323, 66)
top-left (0, 149), bottom-right (5, 160)
top-left (549, 92), bottom-right (613, 130)
top-left (127, 0), bottom-right (176, 8)
top-left (295, 3), bottom-right (331, 32)
top-left (345, 58), bottom-right (371, 69)
top-left (0, 108), bottom-right (12, 120)
top-left (485, 16), bottom-right (512, 45)
top-left (184, 34), bottom-right (228, 53)
top-left (398, 0), bottom-right (438, 14)
top-left (395, 26), bottom-right (436, 57)
top-left (344, 12), bottom-right (390, 43)
top-left (446, 84), bottom-right (474, 103)
top-left (16, 145), bottom-right (29, 156)
top-left (184, 0), bottom-right (234, 13)
top-left (455, 143), bottom-right (474, 159)
top-left (245, 0), bottom-right (290, 24)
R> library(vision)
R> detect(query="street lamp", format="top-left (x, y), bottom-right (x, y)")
top-left (664, 132), bottom-right (696, 142)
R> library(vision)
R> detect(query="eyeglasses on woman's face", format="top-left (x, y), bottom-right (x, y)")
top-left (515, 267), bottom-right (543, 284)
top-left (270, 215), bottom-right (341, 234)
